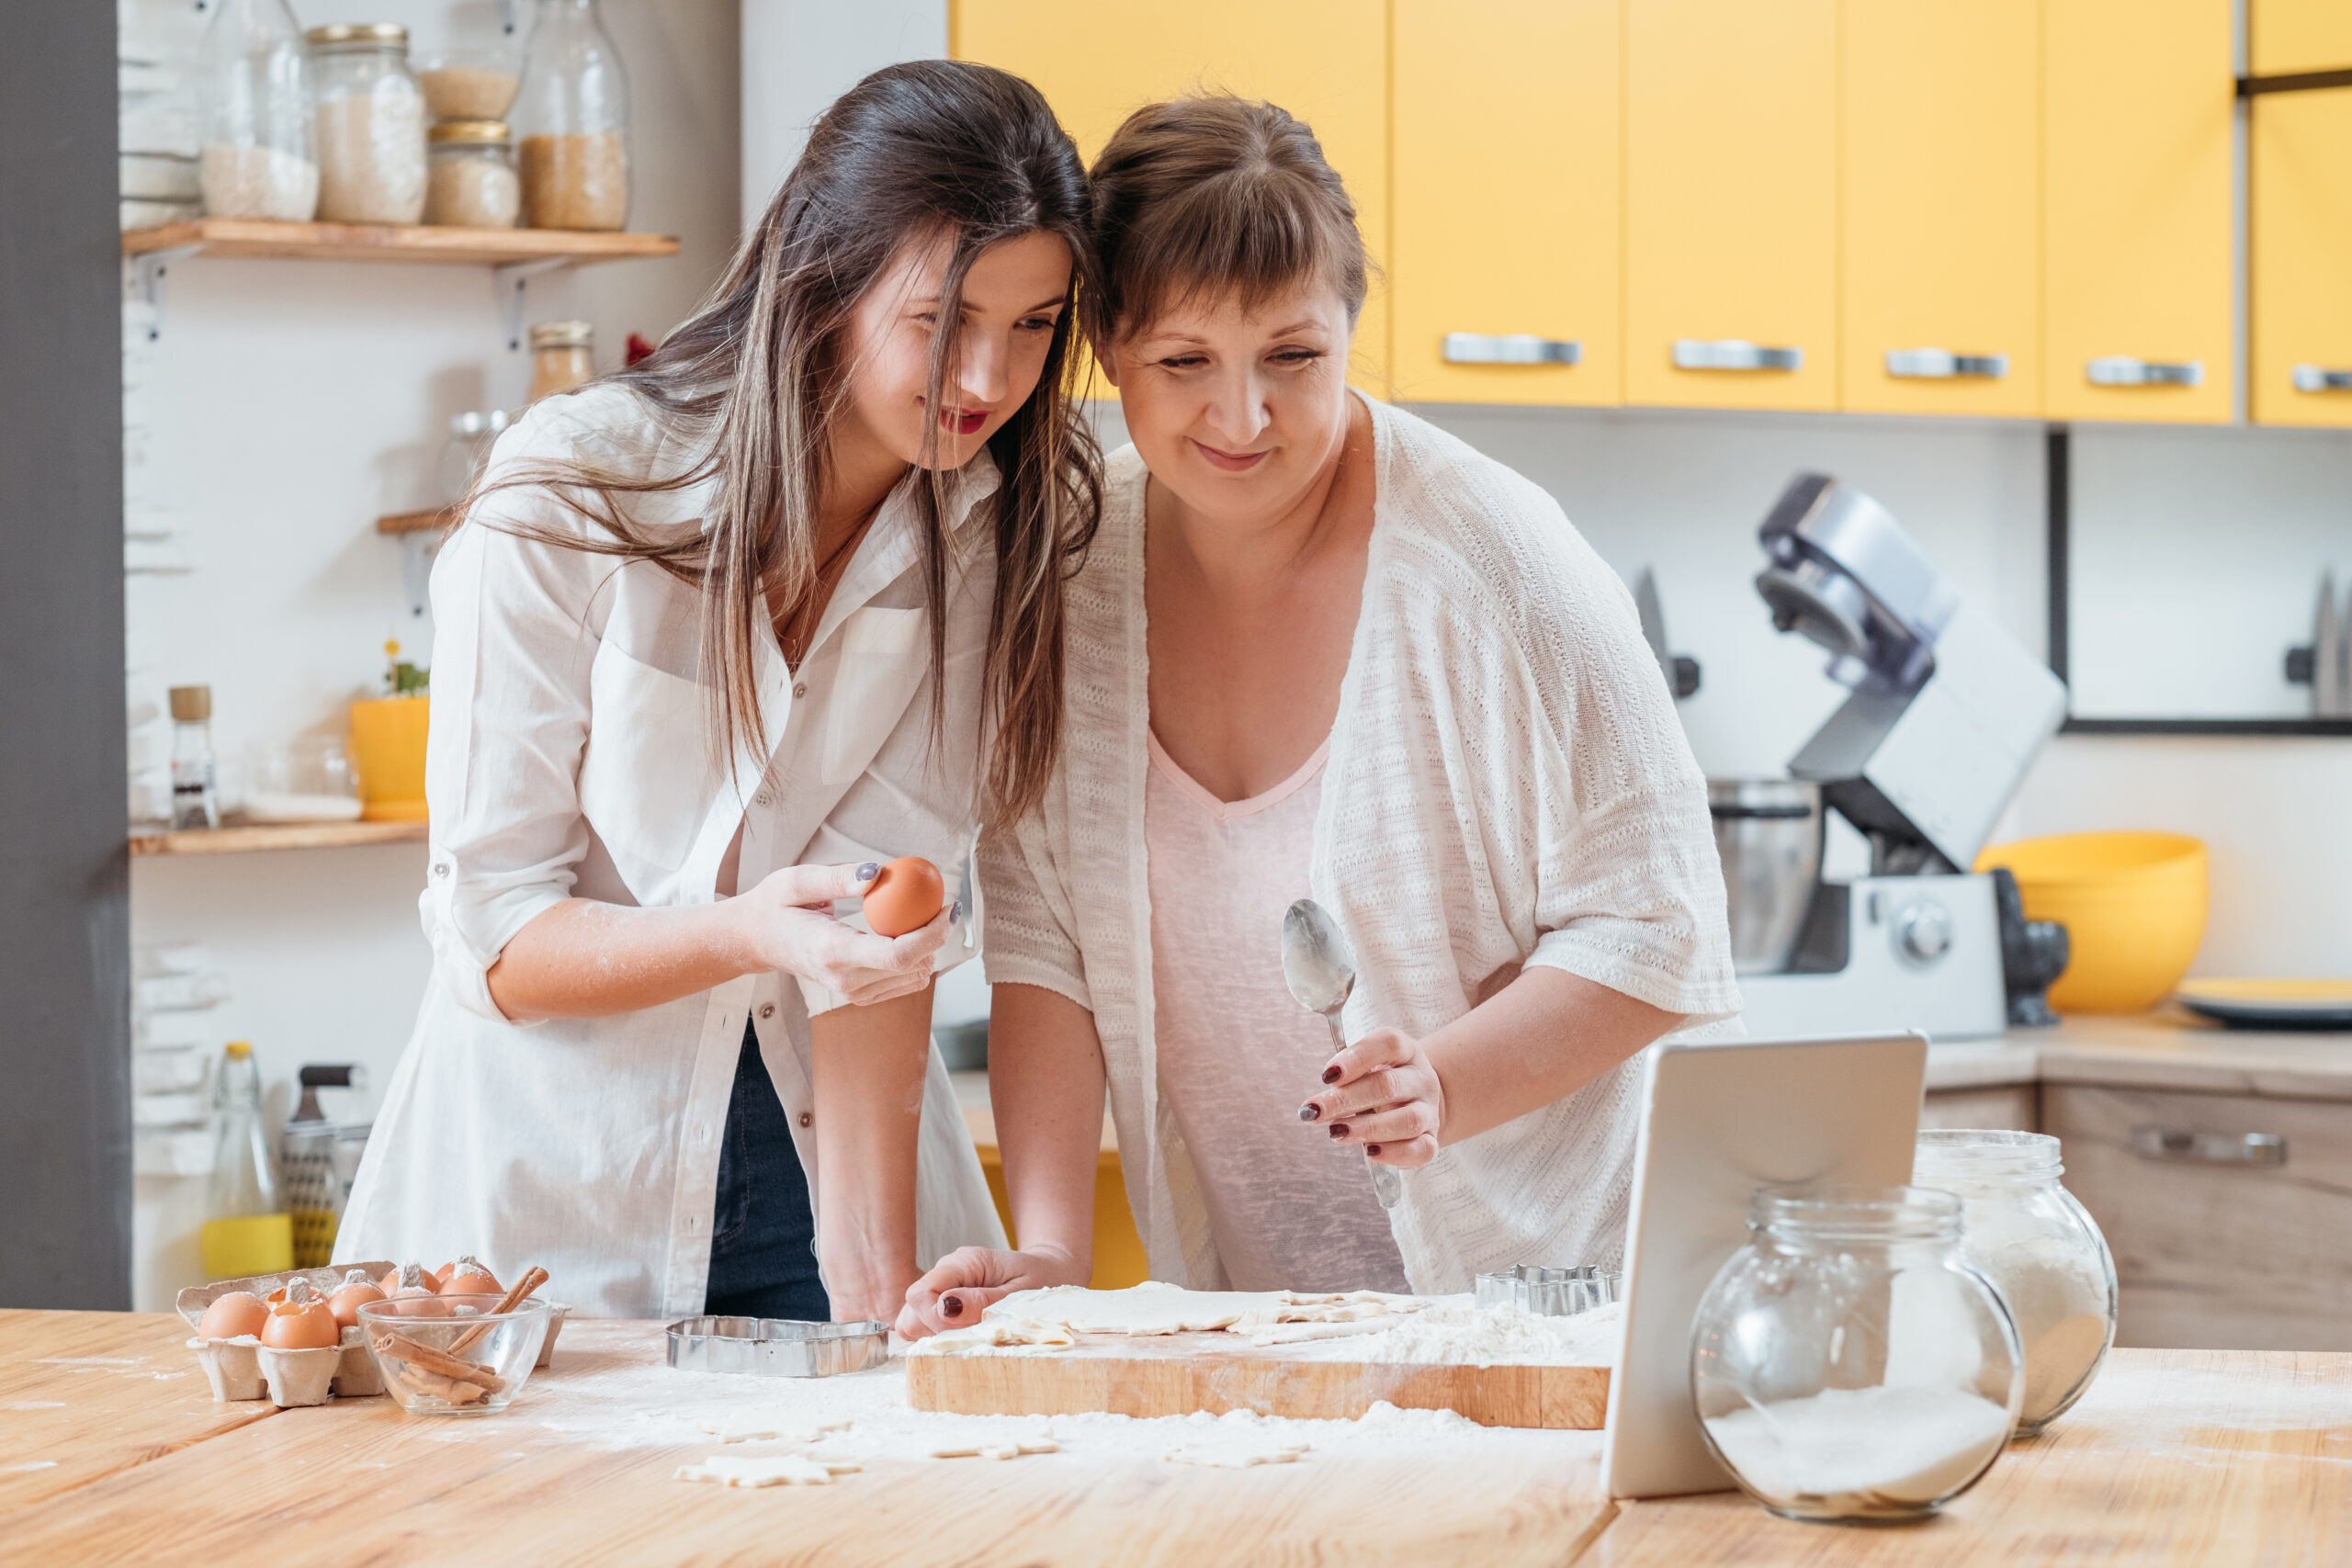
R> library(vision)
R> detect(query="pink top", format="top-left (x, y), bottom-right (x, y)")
top-left (1144, 729), bottom-right (1409, 1293)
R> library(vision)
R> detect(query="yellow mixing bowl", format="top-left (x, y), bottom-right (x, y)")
top-left (1974, 832), bottom-right (2209, 1014)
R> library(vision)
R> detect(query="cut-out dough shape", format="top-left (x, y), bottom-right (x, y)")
top-left (1163, 1439), bottom-right (1309, 1469)
top-left (928, 1438), bottom-right (1059, 1461)
top-left (674, 1454), bottom-right (862, 1488)
top-left (694, 1416), bottom-right (853, 1444)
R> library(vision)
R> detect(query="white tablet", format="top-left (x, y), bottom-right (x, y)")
top-left (1601, 1033), bottom-right (1928, 1500)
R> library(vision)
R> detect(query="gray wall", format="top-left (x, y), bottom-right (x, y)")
top-left (1, 0), bottom-right (131, 1307)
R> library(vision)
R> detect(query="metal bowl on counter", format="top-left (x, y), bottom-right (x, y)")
top-left (1710, 778), bottom-right (1824, 976)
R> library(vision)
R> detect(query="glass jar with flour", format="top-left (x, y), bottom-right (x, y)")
top-left (307, 23), bottom-right (427, 224)
top-left (1914, 1129), bottom-right (2117, 1435)
top-left (1690, 1184), bottom-right (2022, 1524)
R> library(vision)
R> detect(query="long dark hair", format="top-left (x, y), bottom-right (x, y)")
top-left (478, 61), bottom-right (1099, 829)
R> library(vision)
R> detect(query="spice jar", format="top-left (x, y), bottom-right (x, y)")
top-left (528, 321), bottom-right (594, 401)
top-left (424, 121), bottom-right (520, 229)
top-left (198, 0), bottom-right (319, 220)
top-left (513, 0), bottom-right (631, 231)
top-left (1914, 1130), bottom-right (2116, 1436)
top-left (1690, 1184), bottom-right (2022, 1524)
top-left (308, 23), bottom-right (427, 224)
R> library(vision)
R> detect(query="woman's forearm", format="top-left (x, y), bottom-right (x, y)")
top-left (1425, 966), bottom-right (1682, 1145)
top-left (989, 983), bottom-right (1109, 1278)
top-left (487, 897), bottom-right (752, 1021)
top-left (810, 983), bottom-right (933, 1321)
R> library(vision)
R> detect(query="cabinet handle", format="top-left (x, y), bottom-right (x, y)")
top-left (1886, 348), bottom-right (2008, 380)
top-left (1673, 339), bottom-right (1803, 373)
top-left (2292, 365), bottom-right (2352, 393)
top-left (2086, 355), bottom-right (2204, 388)
top-left (1443, 333), bottom-right (1580, 367)
top-left (2129, 1125), bottom-right (2288, 1166)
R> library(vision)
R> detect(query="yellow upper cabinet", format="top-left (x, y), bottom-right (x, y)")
top-left (1389, 0), bottom-right (1619, 406)
top-left (1841, 0), bottom-right (2041, 417)
top-left (2043, 0), bottom-right (2235, 423)
top-left (1623, 0), bottom-right (1838, 412)
top-left (2250, 0), bottom-right (2352, 427)
top-left (952, 0), bottom-right (1389, 391)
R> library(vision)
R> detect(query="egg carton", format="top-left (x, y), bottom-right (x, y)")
top-left (182, 1261), bottom-right (399, 1404)
top-left (175, 1261), bottom-right (396, 1334)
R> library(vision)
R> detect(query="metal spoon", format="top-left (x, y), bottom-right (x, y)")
top-left (1281, 898), bottom-right (1403, 1210)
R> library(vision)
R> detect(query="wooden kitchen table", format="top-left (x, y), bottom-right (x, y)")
top-left (2, 1312), bottom-right (2344, 1566)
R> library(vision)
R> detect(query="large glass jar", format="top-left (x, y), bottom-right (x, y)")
top-left (514, 0), bottom-right (631, 231)
top-left (308, 23), bottom-right (427, 225)
top-left (527, 321), bottom-right (595, 401)
top-left (424, 121), bottom-right (522, 229)
top-left (1915, 1130), bottom-right (2117, 1436)
top-left (198, 0), bottom-right (319, 220)
top-left (1691, 1184), bottom-right (2022, 1524)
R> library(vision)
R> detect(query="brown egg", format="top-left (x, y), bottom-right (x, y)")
top-left (327, 1270), bottom-right (387, 1328)
top-left (863, 856), bottom-right (945, 938)
top-left (261, 1280), bottom-right (340, 1350)
top-left (197, 1291), bottom-right (269, 1341)
top-left (439, 1257), bottom-right (501, 1296)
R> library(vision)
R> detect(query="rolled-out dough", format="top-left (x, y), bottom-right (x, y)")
top-left (673, 1454), bottom-right (862, 1488)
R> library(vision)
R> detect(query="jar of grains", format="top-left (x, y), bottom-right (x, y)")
top-left (307, 23), bottom-right (427, 225)
top-left (424, 121), bottom-right (520, 229)
top-left (527, 321), bottom-right (594, 402)
top-left (198, 0), bottom-right (319, 220)
top-left (513, 0), bottom-right (631, 231)
top-left (1690, 1184), bottom-right (2023, 1524)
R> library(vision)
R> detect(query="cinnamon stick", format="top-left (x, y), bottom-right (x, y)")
top-left (398, 1365), bottom-right (489, 1405)
top-left (447, 1265), bottom-right (549, 1359)
top-left (373, 1330), bottom-right (508, 1393)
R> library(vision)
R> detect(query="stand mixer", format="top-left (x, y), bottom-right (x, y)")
top-left (1724, 475), bottom-right (2070, 1043)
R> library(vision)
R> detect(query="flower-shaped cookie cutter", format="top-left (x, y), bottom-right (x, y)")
top-left (1472, 1263), bottom-right (1621, 1317)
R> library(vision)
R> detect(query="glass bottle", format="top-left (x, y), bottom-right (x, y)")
top-left (169, 685), bottom-right (220, 830)
top-left (1915, 1130), bottom-right (2117, 1435)
top-left (514, 0), bottom-right (631, 231)
top-left (307, 23), bottom-right (427, 224)
top-left (527, 321), bottom-right (594, 401)
top-left (198, 0), bottom-right (319, 220)
top-left (200, 1042), bottom-right (295, 1280)
top-left (1690, 1183), bottom-right (2023, 1524)
top-left (437, 410), bottom-right (511, 506)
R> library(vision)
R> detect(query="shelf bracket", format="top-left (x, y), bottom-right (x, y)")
top-left (494, 256), bottom-right (576, 352)
top-left (398, 531), bottom-right (441, 622)
top-left (125, 246), bottom-right (201, 339)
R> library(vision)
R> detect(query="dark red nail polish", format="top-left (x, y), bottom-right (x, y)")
top-left (1329, 1122), bottom-right (1349, 1139)
top-left (941, 1294), bottom-right (964, 1318)
top-left (1366, 1145), bottom-right (1383, 1157)
top-left (1297, 1103), bottom-right (1320, 1122)
top-left (1322, 1066), bottom-right (1342, 1084)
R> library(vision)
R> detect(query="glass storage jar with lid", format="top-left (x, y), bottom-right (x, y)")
top-left (424, 120), bottom-right (521, 229)
top-left (308, 23), bottom-right (427, 224)
top-left (1914, 1130), bottom-right (2116, 1436)
top-left (527, 321), bottom-right (594, 401)
top-left (1690, 1183), bottom-right (2023, 1524)
top-left (198, 0), bottom-right (319, 220)
top-left (514, 0), bottom-right (631, 230)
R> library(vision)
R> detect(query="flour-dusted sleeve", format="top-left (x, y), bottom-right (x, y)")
top-left (1496, 490), bottom-right (1742, 1022)
top-left (975, 803), bottom-right (1091, 1013)
top-left (418, 409), bottom-right (613, 1024)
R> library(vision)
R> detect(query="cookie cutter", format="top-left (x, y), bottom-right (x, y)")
top-left (1473, 1263), bottom-right (1621, 1317)
top-left (665, 1316), bottom-right (891, 1377)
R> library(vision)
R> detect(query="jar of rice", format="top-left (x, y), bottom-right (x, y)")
top-left (307, 23), bottom-right (426, 225)
top-left (424, 121), bottom-right (520, 229)
top-left (513, 0), bottom-right (631, 231)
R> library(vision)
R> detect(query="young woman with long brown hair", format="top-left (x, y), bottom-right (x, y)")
top-left (337, 62), bottom-right (1100, 1324)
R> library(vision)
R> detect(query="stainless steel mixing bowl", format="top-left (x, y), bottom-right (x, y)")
top-left (1710, 778), bottom-right (1825, 976)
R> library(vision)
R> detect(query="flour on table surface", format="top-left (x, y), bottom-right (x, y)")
top-left (695, 1416), bottom-right (852, 1444)
top-left (674, 1453), bottom-right (860, 1487)
top-left (956, 1282), bottom-right (1429, 1340)
top-left (1284, 1300), bottom-right (1623, 1368)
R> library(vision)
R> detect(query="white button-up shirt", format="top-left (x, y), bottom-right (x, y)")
top-left (335, 385), bottom-right (1005, 1319)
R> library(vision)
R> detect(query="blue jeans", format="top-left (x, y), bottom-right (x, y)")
top-left (703, 1019), bottom-right (830, 1321)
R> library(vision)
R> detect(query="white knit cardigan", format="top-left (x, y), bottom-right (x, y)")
top-left (978, 395), bottom-right (1742, 1292)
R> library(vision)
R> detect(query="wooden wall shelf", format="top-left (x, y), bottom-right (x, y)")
top-left (121, 220), bottom-right (680, 267)
top-left (378, 509), bottom-right (455, 536)
top-left (130, 820), bottom-right (427, 856)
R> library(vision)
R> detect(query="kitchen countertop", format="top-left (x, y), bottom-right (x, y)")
top-left (952, 1010), bottom-right (2352, 1156)
top-left (3, 1310), bottom-right (2341, 1564)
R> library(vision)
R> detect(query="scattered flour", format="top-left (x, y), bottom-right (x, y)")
top-left (959, 1282), bottom-right (1426, 1340)
top-left (1286, 1300), bottom-right (1624, 1368)
top-left (1704, 1386), bottom-right (2012, 1511)
top-left (674, 1454), bottom-right (860, 1488)
top-left (695, 1416), bottom-right (851, 1444)
top-left (2, 1461), bottom-right (61, 1473)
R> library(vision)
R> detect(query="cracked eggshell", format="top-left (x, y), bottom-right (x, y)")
top-left (257, 1343), bottom-right (343, 1407)
top-left (188, 1336), bottom-right (268, 1402)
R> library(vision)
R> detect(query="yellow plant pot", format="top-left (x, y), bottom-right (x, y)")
top-left (349, 696), bottom-right (429, 822)
top-left (1975, 832), bottom-right (2208, 1014)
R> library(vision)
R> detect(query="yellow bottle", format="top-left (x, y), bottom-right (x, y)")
top-left (199, 1043), bottom-right (294, 1279)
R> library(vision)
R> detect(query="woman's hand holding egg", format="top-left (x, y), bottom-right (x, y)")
top-left (1296, 1027), bottom-right (1446, 1169)
top-left (728, 860), bottom-right (956, 1007)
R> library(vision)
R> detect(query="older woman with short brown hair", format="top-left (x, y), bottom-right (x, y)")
top-left (900, 96), bottom-right (1737, 1333)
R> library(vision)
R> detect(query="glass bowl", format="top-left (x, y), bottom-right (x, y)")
top-left (358, 1294), bottom-right (549, 1416)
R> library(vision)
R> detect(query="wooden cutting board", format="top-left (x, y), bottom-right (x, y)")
top-left (906, 1330), bottom-right (1611, 1429)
